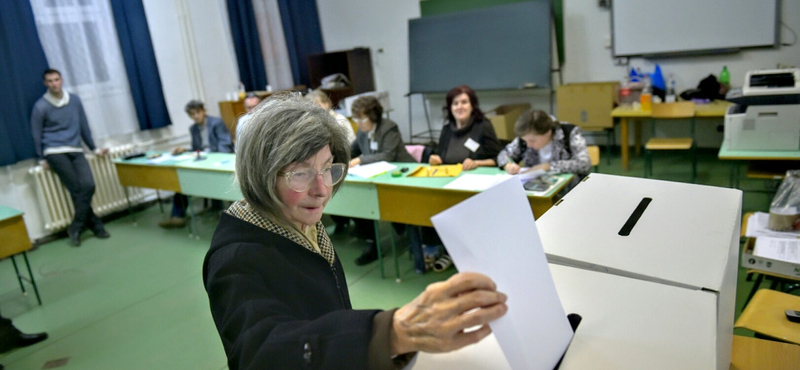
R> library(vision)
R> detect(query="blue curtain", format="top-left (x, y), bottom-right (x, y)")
top-left (277, 0), bottom-right (325, 88)
top-left (0, 1), bottom-right (50, 166)
top-left (110, 0), bottom-right (172, 130)
top-left (226, 0), bottom-right (268, 92)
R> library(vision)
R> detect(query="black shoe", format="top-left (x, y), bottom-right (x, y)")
top-left (94, 229), bottom-right (110, 239)
top-left (0, 331), bottom-right (48, 354)
top-left (355, 241), bottom-right (379, 266)
top-left (68, 230), bottom-right (81, 247)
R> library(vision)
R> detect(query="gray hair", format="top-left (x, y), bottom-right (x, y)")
top-left (235, 93), bottom-right (351, 230)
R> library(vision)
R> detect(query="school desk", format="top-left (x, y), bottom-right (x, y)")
top-left (409, 263), bottom-right (719, 370)
top-left (612, 100), bottom-right (731, 170)
top-left (717, 142), bottom-right (800, 188)
top-left (0, 206), bottom-right (42, 305)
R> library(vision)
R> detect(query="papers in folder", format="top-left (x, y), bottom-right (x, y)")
top-left (407, 164), bottom-right (462, 177)
top-left (347, 161), bottom-right (396, 178)
top-left (431, 177), bottom-right (574, 370)
top-left (754, 237), bottom-right (800, 264)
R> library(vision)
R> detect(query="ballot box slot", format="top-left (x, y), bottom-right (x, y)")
top-left (618, 197), bottom-right (652, 236)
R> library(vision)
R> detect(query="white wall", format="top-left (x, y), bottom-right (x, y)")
top-left (318, 0), bottom-right (800, 146)
top-left (2, 0), bottom-right (239, 242)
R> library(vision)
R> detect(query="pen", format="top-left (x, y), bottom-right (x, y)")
top-left (431, 169), bottom-right (438, 176)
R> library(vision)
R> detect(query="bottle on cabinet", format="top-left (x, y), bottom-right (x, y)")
top-left (640, 75), bottom-right (652, 111)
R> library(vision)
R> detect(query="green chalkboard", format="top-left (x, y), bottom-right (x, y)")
top-left (420, 0), bottom-right (564, 66)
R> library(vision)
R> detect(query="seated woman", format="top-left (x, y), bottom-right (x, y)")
top-left (414, 85), bottom-right (502, 274)
top-left (203, 93), bottom-right (507, 369)
top-left (349, 96), bottom-right (415, 265)
top-left (306, 89), bottom-right (356, 144)
top-left (497, 109), bottom-right (591, 191)
top-left (428, 85), bottom-right (502, 170)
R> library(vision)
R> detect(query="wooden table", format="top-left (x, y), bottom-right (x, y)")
top-left (612, 100), bottom-right (732, 170)
top-left (0, 207), bottom-right (42, 305)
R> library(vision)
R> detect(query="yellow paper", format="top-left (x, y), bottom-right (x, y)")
top-left (408, 165), bottom-right (462, 178)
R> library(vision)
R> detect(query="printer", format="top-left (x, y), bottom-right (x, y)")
top-left (724, 68), bottom-right (800, 151)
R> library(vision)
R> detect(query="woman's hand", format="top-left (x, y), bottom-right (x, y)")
top-left (391, 272), bottom-right (508, 355)
top-left (504, 162), bottom-right (521, 174)
top-left (428, 155), bottom-right (442, 166)
top-left (349, 157), bottom-right (362, 168)
top-left (172, 147), bottom-right (186, 156)
top-left (461, 158), bottom-right (478, 171)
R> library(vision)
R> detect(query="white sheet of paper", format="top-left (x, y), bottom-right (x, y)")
top-left (745, 212), bottom-right (800, 238)
top-left (516, 168), bottom-right (546, 182)
top-left (347, 161), bottom-right (396, 178)
top-left (148, 153), bottom-right (194, 164)
top-left (443, 174), bottom-right (511, 191)
top-left (754, 236), bottom-right (800, 263)
top-left (431, 177), bottom-right (573, 370)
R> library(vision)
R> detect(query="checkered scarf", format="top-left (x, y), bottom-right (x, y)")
top-left (226, 200), bottom-right (335, 265)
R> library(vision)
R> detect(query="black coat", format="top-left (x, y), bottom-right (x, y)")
top-left (203, 213), bottom-right (382, 369)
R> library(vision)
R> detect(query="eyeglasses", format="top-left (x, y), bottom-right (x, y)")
top-left (353, 116), bottom-right (369, 123)
top-left (278, 163), bottom-right (347, 192)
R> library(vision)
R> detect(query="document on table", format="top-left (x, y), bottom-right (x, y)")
top-left (431, 177), bottom-right (574, 370)
top-left (754, 237), bottom-right (800, 264)
top-left (443, 174), bottom-right (511, 191)
top-left (516, 168), bottom-right (547, 182)
top-left (347, 161), bottom-right (396, 178)
top-left (147, 153), bottom-right (194, 164)
top-left (745, 212), bottom-right (800, 238)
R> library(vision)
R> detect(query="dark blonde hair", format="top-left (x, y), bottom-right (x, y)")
top-left (514, 109), bottom-right (559, 137)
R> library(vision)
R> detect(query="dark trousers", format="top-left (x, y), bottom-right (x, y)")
top-left (170, 194), bottom-right (222, 217)
top-left (46, 153), bottom-right (103, 235)
top-left (0, 313), bottom-right (20, 353)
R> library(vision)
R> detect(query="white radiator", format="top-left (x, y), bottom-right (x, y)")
top-left (29, 144), bottom-right (146, 232)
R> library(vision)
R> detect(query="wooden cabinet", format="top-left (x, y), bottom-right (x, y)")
top-left (307, 47), bottom-right (375, 107)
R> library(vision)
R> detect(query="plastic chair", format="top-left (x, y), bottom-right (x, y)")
top-left (735, 289), bottom-right (800, 345)
top-left (588, 145), bottom-right (600, 172)
top-left (644, 102), bottom-right (696, 182)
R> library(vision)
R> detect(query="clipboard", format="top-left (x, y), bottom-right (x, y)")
top-left (407, 165), bottom-right (462, 178)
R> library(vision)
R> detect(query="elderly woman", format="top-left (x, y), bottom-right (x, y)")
top-left (428, 85), bottom-right (502, 170)
top-left (497, 109), bottom-right (591, 191)
top-left (203, 94), bottom-right (507, 369)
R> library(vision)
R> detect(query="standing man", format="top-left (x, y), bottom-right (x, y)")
top-left (31, 69), bottom-right (110, 247)
top-left (159, 100), bottom-right (233, 228)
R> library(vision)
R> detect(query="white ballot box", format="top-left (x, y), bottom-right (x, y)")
top-left (537, 173), bottom-right (741, 370)
top-left (408, 263), bottom-right (718, 370)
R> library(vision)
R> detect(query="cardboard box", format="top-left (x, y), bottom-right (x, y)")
top-left (486, 103), bottom-right (531, 141)
top-left (537, 173), bottom-right (742, 370)
top-left (741, 238), bottom-right (800, 278)
top-left (556, 82), bottom-right (619, 130)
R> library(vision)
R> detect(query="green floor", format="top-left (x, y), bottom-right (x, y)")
top-left (0, 148), bottom-right (777, 369)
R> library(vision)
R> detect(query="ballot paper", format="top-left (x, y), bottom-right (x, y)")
top-left (347, 161), bottom-right (396, 178)
top-left (430, 177), bottom-right (574, 370)
top-left (745, 212), bottom-right (800, 238)
top-left (753, 237), bottom-right (800, 264)
top-left (443, 174), bottom-right (511, 191)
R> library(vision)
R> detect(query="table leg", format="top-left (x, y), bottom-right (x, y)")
top-left (621, 118), bottom-right (630, 170)
top-left (634, 119), bottom-right (642, 157)
top-left (374, 221), bottom-right (384, 278)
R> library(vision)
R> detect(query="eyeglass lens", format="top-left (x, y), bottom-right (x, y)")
top-left (287, 164), bottom-right (345, 191)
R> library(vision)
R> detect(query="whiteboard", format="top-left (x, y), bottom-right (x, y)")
top-left (612, 0), bottom-right (779, 57)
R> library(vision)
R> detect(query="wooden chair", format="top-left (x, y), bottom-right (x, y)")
top-left (735, 289), bottom-right (800, 345)
top-left (644, 101), bottom-right (696, 182)
top-left (730, 335), bottom-right (800, 370)
top-left (588, 145), bottom-right (600, 172)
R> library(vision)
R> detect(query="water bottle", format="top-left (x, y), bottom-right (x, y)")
top-left (719, 66), bottom-right (730, 89)
top-left (237, 82), bottom-right (246, 100)
top-left (620, 75), bottom-right (632, 106)
top-left (640, 75), bottom-right (652, 111)
top-left (665, 76), bottom-right (677, 103)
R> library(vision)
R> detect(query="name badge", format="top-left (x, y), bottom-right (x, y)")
top-left (370, 141), bottom-right (379, 151)
top-left (464, 138), bottom-right (480, 152)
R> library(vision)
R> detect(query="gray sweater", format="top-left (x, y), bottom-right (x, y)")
top-left (30, 94), bottom-right (96, 159)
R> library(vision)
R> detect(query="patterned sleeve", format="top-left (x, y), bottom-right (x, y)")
top-left (551, 127), bottom-right (591, 175)
top-left (497, 137), bottom-right (524, 168)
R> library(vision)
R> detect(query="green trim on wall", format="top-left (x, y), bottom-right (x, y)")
top-left (419, 0), bottom-right (564, 67)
